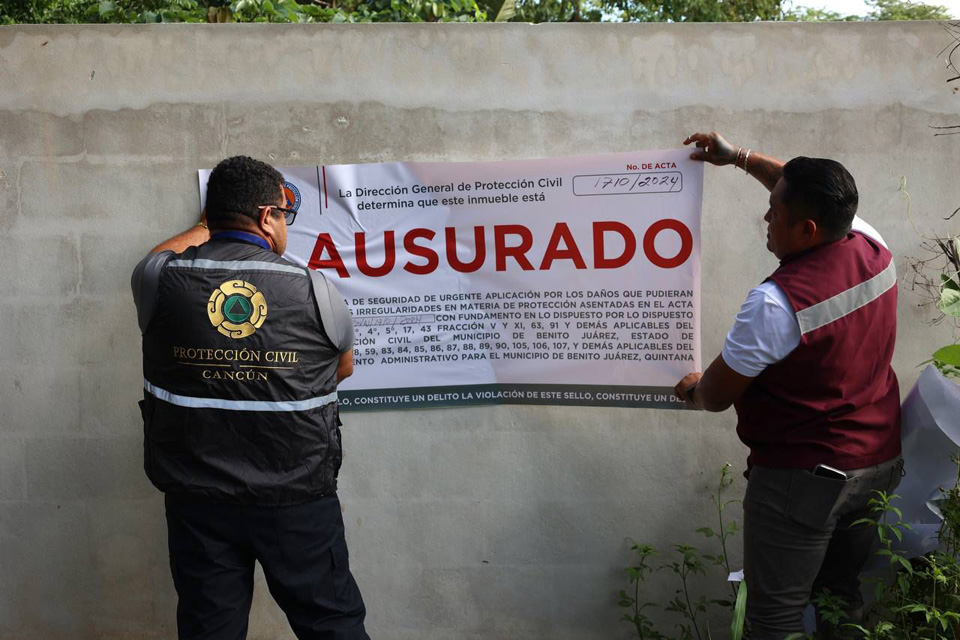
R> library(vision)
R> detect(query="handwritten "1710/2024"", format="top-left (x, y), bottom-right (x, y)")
top-left (573, 171), bottom-right (683, 196)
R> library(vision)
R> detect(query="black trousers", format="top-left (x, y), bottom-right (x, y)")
top-left (743, 456), bottom-right (904, 640)
top-left (165, 493), bottom-right (370, 640)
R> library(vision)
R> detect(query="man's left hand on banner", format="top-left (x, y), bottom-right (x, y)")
top-left (675, 372), bottom-right (702, 405)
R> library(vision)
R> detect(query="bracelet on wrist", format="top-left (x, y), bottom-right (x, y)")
top-left (742, 149), bottom-right (752, 173)
top-left (196, 221), bottom-right (208, 230)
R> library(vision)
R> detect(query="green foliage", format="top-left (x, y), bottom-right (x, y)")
top-left (938, 460), bottom-right (960, 559)
top-left (784, 0), bottom-right (952, 21)
top-left (621, 541), bottom-right (667, 640)
top-left (620, 464), bottom-right (744, 640)
top-left (663, 544), bottom-right (711, 640)
top-left (0, 0), bottom-right (215, 23)
top-left (843, 481), bottom-right (960, 640)
top-left (104, 0), bottom-right (208, 23)
top-left (696, 462), bottom-right (740, 587)
top-left (932, 345), bottom-right (960, 368)
top-left (867, 0), bottom-right (952, 20)
top-left (781, 6), bottom-right (859, 21)
top-left (493, 0), bottom-right (516, 20)
top-left (729, 580), bottom-right (747, 640)
top-left (622, 459), bottom-right (960, 640)
top-left (1, 0), bottom-right (86, 23)
top-left (920, 237), bottom-right (960, 377)
top-left (603, 0), bottom-right (781, 23)
top-left (812, 588), bottom-right (851, 627)
top-left (933, 269), bottom-right (960, 372)
top-left (3, 0), bottom-right (954, 23)
top-left (778, 588), bottom-right (853, 639)
top-left (937, 271), bottom-right (960, 318)
top-left (508, 0), bottom-right (603, 23)
top-left (0, 0), bottom-right (487, 23)
top-left (320, 0), bottom-right (488, 23)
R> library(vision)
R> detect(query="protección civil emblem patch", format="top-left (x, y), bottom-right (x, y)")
top-left (207, 280), bottom-right (267, 339)
top-left (282, 181), bottom-right (301, 212)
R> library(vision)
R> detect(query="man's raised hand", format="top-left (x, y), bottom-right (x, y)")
top-left (683, 132), bottom-right (738, 166)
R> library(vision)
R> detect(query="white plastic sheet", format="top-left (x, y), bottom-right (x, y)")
top-left (886, 365), bottom-right (960, 560)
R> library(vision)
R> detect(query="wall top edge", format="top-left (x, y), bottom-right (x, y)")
top-left (0, 21), bottom-right (955, 117)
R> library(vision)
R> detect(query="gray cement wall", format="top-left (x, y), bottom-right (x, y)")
top-left (0, 21), bottom-right (957, 640)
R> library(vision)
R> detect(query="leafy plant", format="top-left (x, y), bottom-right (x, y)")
top-left (621, 457), bottom-right (960, 640)
top-left (662, 544), bottom-right (711, 640)
top-left (866, 0), bottom-right (952, 20)
top-left (0, 0), bottom-right (488, 23)
top-left (3, 0), bottom-right (957, 23)
top-left (901, 177), bottom-right (960, 377)
top-left (620, 463), bottom-right (744, 640)
top-left (812, 588), bottom-right (851, 629)
top-left (730, 580), bottom-right (747, 640)
top-left (844, 479), bottom-right (960, 640)
top-left (620, 542), bottom-right (667, 640)
top-left (911, 239), bottom-right (960, 377)
top-left (697, 463), bottom-right (740, 601)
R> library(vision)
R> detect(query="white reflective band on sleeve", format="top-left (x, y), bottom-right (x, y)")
top-left (795, 259), bottom-right (897, 335)
top-left (144, 380), bottom-right (337, 412)
top-left (167, 259), bottom-right (306, 276)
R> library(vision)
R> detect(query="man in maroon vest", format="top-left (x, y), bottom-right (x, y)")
top-left (673, 132), bottom-right (903, 639)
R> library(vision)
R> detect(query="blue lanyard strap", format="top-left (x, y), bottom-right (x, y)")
top-left (211, 230), bottom-right (272, 251)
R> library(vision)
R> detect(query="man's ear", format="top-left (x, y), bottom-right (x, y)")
top-left (258, 207), bottom-right (273, 232)
top-left (258, 207), bottom-right (280, 252)
top-left (803, 217), bottom-right (819, 240)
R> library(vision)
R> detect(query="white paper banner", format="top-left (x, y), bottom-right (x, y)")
top-left (200, 150), bottom-right (703, 410)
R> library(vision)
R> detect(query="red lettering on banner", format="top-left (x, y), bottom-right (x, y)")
top-left (593, 221), bottom-right (636, 269)
top-left (356, 231), bottom-right (396, 277)
top-left (540, 223), bottom-right (586, 270)
top-left (306, 220), bottom-right (693, 277)
top-left (494, 225), bottom-right (534, 272)
top-left (308, 233), bottom-right (350, 278)
top-left (403, 228), bottom-right (439, 275)
top-left (446, 226), bottom-right (486, 273)
top-left (643, 219), bottom-right (693, 269)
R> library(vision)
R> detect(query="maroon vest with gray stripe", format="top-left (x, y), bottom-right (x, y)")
top-left (141, 238), bottom-right (342, 505)
top-left (734, 231), bottom-right (901, 470)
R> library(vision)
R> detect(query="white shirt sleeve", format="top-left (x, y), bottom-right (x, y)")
top-left (308, 270), bottom-right (355, 353)
top-left (718, 216), bottom-right (885, 378)
top-left (851, 215), bottom-right (887, 248)
top-left (721, 282), bottom-right (801, 377)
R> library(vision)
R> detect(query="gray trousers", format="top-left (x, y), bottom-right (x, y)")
top-left (743, 456), bottom-right (904, 640)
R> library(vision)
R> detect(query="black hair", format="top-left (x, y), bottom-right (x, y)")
top-left (781, 157), bottom-right (858, 242)
top-left (204, 156), bottom-right (284, 227)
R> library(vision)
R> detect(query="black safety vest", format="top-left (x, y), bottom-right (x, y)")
top-left (140, 237), bottom-right (342, 505)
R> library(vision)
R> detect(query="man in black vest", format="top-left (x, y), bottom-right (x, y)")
top-left (131, 156), bottom-right (369, 640)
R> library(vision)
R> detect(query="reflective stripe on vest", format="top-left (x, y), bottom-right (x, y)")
top-left (795, 259), bottom-right (897, 335)
top-left (166, 259), bottom-right (306, 276)
top-left (144, 380), bottom-right (337, 412)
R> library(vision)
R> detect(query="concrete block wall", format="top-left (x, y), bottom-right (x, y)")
top-left (0, 22), bottom-right (957, 639)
